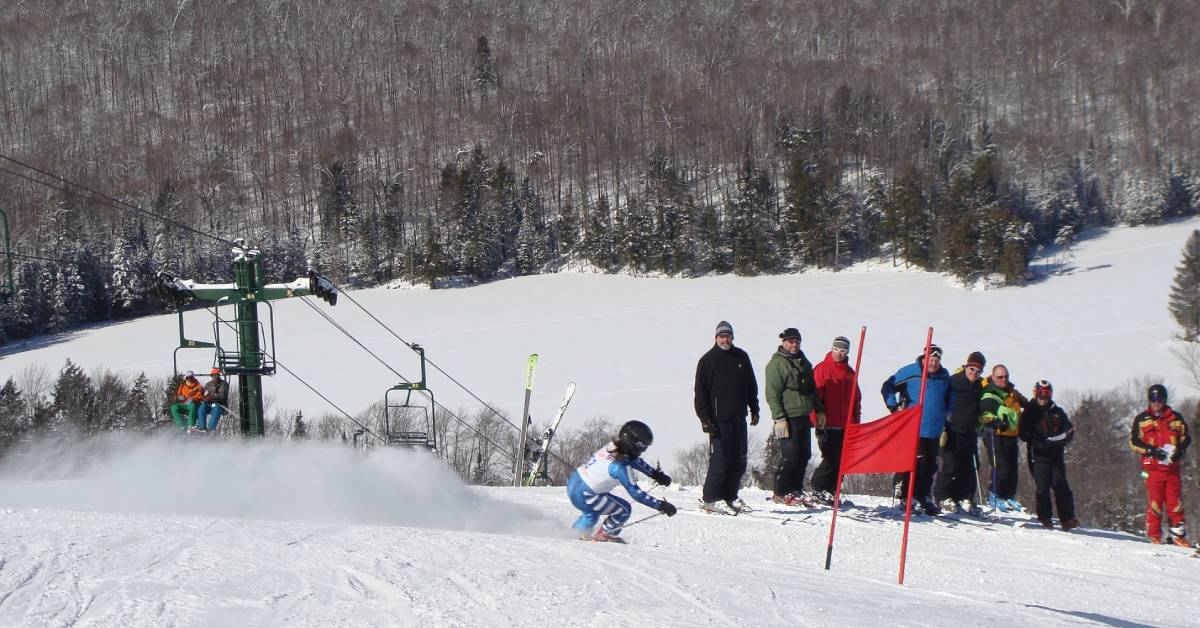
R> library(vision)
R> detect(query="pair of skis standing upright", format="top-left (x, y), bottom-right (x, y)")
top-left (516, 353), bottom-right (577, 487)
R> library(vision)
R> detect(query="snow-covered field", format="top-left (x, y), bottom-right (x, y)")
top-left (3, 220), bottom-right (1200, 626)
top-left (1, 436), bottom-right (1197, 628)
top-left (3, 218), bottom-right (1199, 460)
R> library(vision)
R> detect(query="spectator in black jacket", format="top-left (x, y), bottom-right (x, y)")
top-left (936, 351), bottom-right (986, 514)
top-left (1019, 380), bottom-right (1078, 530)
top-left (694, 320), bottom-right (759, 514)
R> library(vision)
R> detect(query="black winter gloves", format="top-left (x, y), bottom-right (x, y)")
top-left (649, 469), bottom-right (671, 487)
top-left (1149, 447), bottom-right (1169, 461)
top-left (700, 418), bottom-right (717, 435)
top-left (657, 500), bottom-right (677, 517)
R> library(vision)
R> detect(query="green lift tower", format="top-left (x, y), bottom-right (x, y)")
top-left (159, 242), bottom-right (337, 436)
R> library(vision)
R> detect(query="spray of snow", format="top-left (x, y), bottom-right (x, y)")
top-left (0, 434), bottom-right (566, 537)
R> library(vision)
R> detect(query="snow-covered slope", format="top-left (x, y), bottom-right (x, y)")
top-left (3, 220), bottom-right (1198, 461)
top-left (0, 437), bottom-right (1196, 627)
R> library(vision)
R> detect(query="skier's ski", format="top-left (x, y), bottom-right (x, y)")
top-left (525, 381), bottom-right (576, 486)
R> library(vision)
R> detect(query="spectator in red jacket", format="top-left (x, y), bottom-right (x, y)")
top-left (1129, 384), bottom-right (1191, 546)
top-left (809, 335), bottom-right (862, 506)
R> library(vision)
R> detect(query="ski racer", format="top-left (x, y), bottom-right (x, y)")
top-left (1129, 384), bottom-right (1192, 546)
top-left (567, 420), bottom-right (677, 543)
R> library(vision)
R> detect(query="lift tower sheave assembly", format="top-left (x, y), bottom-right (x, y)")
top-left (159, 243), bottom-right (337, 436)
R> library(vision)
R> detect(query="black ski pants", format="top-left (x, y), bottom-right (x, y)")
top-left (773, 416), bottom-right (812, 497)
top-left (810, 428), bottom-right (844, 494)
top-left (703, 420), bottom-right (748, 503)
top-left (936, 430), bottom-right (979, 502)
top-left (987, 434), bottom-right (1021, 499)
top-left (894, 437), bottom-right (940, 502)
top-left (1029, 457), bottom-right (1075, 523)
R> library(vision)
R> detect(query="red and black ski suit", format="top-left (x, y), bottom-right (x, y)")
top-left (1129, 406), bottom-right (1191, 541)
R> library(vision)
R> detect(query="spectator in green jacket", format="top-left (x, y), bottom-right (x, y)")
top-left (764, 327), bottom-right (824, 506)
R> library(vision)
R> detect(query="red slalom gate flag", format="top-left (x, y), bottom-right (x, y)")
top-left (840, 405), bottom-right (922, 475)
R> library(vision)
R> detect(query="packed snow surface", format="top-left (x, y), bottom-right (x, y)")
top-left (1, 436), bottom-right (1198, 627)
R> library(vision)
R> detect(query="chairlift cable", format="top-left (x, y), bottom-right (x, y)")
top-left (295, 296), bottom-right (518, 460)
top-left (0, 157), bottom-right (238, 247)
top-left (316, 275), bottom-right (522, 433)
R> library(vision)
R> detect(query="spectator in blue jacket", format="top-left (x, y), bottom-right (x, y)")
top-left (880, 345), bottom-right (953, 515)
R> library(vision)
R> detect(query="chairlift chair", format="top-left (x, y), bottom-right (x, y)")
top-left (383, 344), bottom-right (437, 451)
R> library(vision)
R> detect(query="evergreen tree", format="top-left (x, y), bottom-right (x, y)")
top-left (49, 258), bottom-right (86, 333)
top-left (420, 218), bottom-right (444, 288)
top-left (49, 359), bottom-right (95, 435)
top-left (556, 199), bottom-right (579, 259)
top-left (1169, 230), bottom-right (1200, 340)
top-left (353, 204), bottom-right (382, 285)
top-left (781, 154), bottom-right (824, 269)
top-left (122, 372), bottom-right (156, 431)
top-left (582, 195), bottom-right (616, 270)
top-left (0, 378), bottom-right (24, 453)
top-left (292, 411), bottom-right (308, 439)
top-left (515, 203), bottom-right (547, 275)
top-left (111, 220), bottom-right (156, 317)
top-left (730, 151), bottom-right (776, 275)
top-left (379, 178), bottom-right (407, 279)
top-left (1118, 173), bottom-right (1166, 226)
top-left (888, 166), bottom-right (932, 268)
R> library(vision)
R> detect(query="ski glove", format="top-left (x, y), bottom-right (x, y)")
top-left (1149, 447), bottom-right (1169, 461)
top-left (700, 418), bottom-right (717, 435)
top-left (1045, 433), bottom-right (1068, 443)
top-left (750, 412), bottom-right (760, 427)
top-left (657, 500), bottom-right (677, 517)
top-left (1170, 449), bottom-right (1182, 463)
top-left (815, 411), bottom-right (827, 430)
top-left (650, 469), bottom-right (672, 487)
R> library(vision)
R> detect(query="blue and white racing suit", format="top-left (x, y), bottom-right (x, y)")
top-left (567, 444), bottom-right (664, 536)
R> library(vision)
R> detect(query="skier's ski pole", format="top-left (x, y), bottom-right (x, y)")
top-left (609, 511), bottom-right (663, 533)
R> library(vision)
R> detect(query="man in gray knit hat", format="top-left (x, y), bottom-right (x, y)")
top-left (694, 320), bottom-right (759, 514)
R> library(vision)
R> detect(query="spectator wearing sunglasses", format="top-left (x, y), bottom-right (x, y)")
top-left (809, 335), bottom-right (862, 506)
top-left (936, 351), bottom-right (988, 515)
top-left (980, 364), bottom-right (1028, 512)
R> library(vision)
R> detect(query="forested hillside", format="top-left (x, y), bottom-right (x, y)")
top-left (2, 0), bottom-right (1199, 341)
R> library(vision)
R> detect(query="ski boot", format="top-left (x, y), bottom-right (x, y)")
top-left (1171, 535), bottom-right (1191, 548)
top-left (700, 499), bottom-right (737, 515)
top-left (1060, 517), bottom-right (1080, 531)
top-left (727, 497), bottom-right (754, 513)
top-left (591, 529), bottom-right (627, 544)
top-left (918, 497), bottom-right (943, 516)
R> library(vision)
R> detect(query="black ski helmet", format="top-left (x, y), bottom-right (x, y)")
top-left (1033, 379), bottom-right (1053, 400)
top-left (1148, 384), bottom-right (1168, 403)
top-left (617, 420), bottom-right (653, 457)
